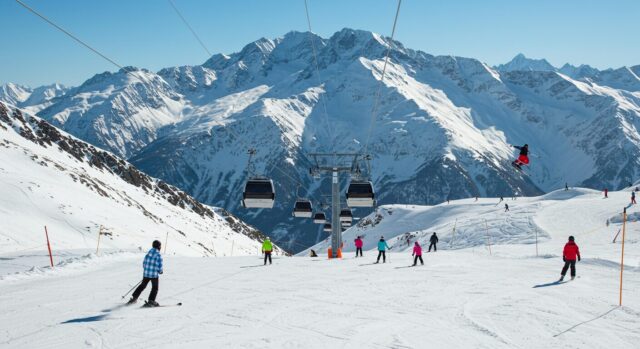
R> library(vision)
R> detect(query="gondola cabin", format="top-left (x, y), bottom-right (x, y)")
top-left (339, 209), bottom-right (353, 223)
top-left (292, 200), bottom-right (313, 218)
top-left (346, 180), bottom-right (375, 207)
top-left (313, 212), bottom-right (326, 224)
top-left (242, 178), bottom-right (275, 209)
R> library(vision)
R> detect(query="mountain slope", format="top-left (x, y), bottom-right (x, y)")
top-left (0, 102), bottom-right (278, 257)
top-left (11, 28), bottom-right (640, 252)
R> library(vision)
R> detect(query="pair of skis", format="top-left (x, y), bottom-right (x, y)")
top-left (141, 301), bottom-right (182, 308)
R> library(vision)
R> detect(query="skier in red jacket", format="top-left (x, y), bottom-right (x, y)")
top-left (560, 236), bottom-right (581, 281)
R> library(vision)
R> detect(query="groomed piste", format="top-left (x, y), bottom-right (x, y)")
top-left (1, 186), bottom-right (638, 348)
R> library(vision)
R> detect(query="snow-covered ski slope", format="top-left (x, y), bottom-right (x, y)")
top-left (0, 187), bottom-right (638, 348)
top-left (307, 187), bottom-right (639, 266)
top-left (0, 102), bottom-right (275, 259)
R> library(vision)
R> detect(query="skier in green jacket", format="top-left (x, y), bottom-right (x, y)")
top-left (262, 238), bottom-right (273, 265)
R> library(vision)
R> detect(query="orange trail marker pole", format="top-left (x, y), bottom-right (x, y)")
top-left (44, 226), bottom-right (54, 268)
top-left (619, 208), bottom-right (627, 306)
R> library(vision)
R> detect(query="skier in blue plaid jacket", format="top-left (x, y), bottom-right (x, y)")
top-left (128, 240), bottom-right (163, 306)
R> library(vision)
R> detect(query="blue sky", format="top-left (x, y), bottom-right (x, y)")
top-left (1, 0), bottom-right (638, 87)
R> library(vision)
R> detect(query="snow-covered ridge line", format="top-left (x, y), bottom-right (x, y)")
top-left (0, 102), bottom-right (280, 254)
top-left (2, 101), bottom-right (216, 220)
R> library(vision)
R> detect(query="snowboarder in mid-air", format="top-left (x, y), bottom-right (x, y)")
top-left (511, 144), bottom-right (529, 170)
top-left (262, 237), bottom-right (273, 265)
top-left (559, 236), bottom-right (581, 281)
top-left (412, 242), bottom-right (424, 266)
top-left (428, 232), bottom-right (438, 252)
top-left (128, 240), bottom-right (163, 307)
top-left (354, 236), bottom-right (364, 258)
top-left (375, 236), bottom-right (391, 263)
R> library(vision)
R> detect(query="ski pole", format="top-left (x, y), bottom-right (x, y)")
top-left (121, 280), bottom-right (143, 299)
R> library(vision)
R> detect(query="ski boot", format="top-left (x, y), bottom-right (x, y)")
top-left (126, 297), bottom-right (137, 305)
top-left (559, 276), bottom-right (564, 282)
top-left (571, 276), bottom-right (575, 281)
top-left (144, 300), bottom-right (160, 307)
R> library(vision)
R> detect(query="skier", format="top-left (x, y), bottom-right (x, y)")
top-left (604, 188), bottom-right (608, 198)
top-left (565, 183), bottom-right (569, 191)
top-left (412, 242), bottom-right (424, 266)
top-left (428, 232), bottom-right (438, 252)
top-left (511, 144), bottom-right (529, 170)
top-left (505, 203), bottom-right (510, 212)
top-left (632, 191), bottom-right (637, 205)
top-left (262, 237), bottom-right (273, 265)
top-left (354, 236), bottom-right (364, 258)
top-left (375, 236), bottom-right (391, 263)
top-left (128, 240), bottom-right (163, 307)
top-left (559, 236), bottom-right (581, 281)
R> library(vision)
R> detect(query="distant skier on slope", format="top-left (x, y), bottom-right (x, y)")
top-left (354, 236), bottom-right (364, 258)
top-left (511, 144), bottom-right (530, 170)
top-left (262, 238), bottom-right (273, 265)
top-left (428, 232), bottom-right (439, 252)
top-left (604, 188), bottom-right (608, 198)
top-left (128, 240), bottom-right (163, 307)
top-left (559, 236), bottom-right (581, 281)
top-left (632, 191), bottom-right (637, 205)
top-left (375, 236), bottom-right (391, 263)
top-left (505, 203), bottom-right (510, 212)
top-left (412, 241), bottom-right (424, 266)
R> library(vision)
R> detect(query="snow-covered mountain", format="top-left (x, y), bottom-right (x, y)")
top-left (495, 53), bottom-right (556, 72)
top-left (0, 83), bottom-right (32, 106)
top-left (0, 83), bottom-right (70, 112)
top-left (10, 29), bottom-right (640, 252)
top-left (497, 54), bottom-right (640, 92)
top-left (0, 102), bottom-right (279, 257)
top-left (36, 68), bottom-right (183, 158)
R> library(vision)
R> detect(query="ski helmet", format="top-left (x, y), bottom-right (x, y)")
top-left (152, 240), bottom-right (162, 249)
top-left (568, 236), bottom-right (575, 242)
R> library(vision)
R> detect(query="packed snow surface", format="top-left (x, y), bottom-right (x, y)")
top-left (1, 187), bottom-right (638, 348)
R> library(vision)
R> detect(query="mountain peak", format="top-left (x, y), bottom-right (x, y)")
top-left (496, 53), bottom-right (556, 72)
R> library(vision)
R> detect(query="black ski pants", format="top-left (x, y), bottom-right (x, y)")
top-left (561, 260), bottom-right (576, 277)
top-left (132, 277), bottom-right (159, 301)
top-left (376, 250), bottom-right (386, 263)
top-left (428, 242), bottom-right (437, 252)
top-left (413, 255), bottom-right (424, 265)
top-left (264, 251), bottom-right (272, 265)
top-left (355, 247), bottom-right (363, 257)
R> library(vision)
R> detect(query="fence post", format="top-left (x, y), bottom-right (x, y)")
top-left (535, 225), bottom-right (538, 257)
top-left (484, 219), bottom-right (492, 255)
top-left (95, 225), bottom-right (102, 255)
top-left (44, 226), bottom-right (54, 268)
top-left (449, 219), bottom-right (458, 248)
top-left (619, 208), bottom-right (627, 306)
top-left (164, 231), bottom-right (169, 254)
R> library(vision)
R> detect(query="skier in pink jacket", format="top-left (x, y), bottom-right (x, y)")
top-left (412, 242), bottom-right (424, 266)
top-left (354, 236), bottom-right (364, 258)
